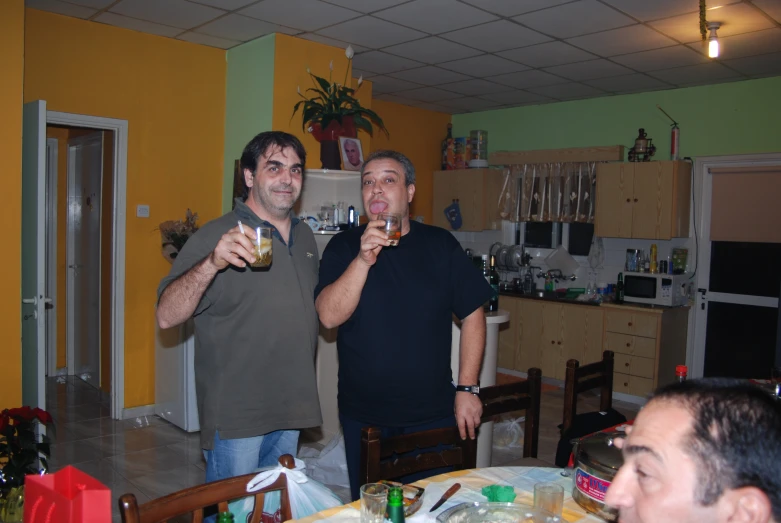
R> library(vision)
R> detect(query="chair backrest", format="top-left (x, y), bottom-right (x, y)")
top-left (359, 426), bottom-right (477, 485)
top-left (479, 367), bottom-right (542, 458)
top-left (118, 455), bottom-right (295, 523)
top-left (562, 350), bottom-right (615, 433)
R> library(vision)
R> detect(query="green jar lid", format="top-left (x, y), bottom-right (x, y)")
top-left (388, 486), bottom-right (404, 506)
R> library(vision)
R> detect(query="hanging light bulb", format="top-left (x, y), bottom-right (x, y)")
top-left (708, 22), bottom-right (721, 58)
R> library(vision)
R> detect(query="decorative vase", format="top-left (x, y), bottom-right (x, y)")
top-left (310, 116), bottom-right (357, 170)
top-left (0, 486), bottom-right (25, 522)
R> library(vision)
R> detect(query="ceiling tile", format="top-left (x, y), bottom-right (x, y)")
top-left (409, 101), bottom-right (454, 113)
top-left (94, 12), bottom-right (182, 37)
top-left (178, 31), bottom-right (241, 48)
top-left (612, 45), bottom-right (710, 72)
top-left (438, 54), bottom-right (529, 76)
top-left (239, 0), bottom-right (360, 32)
top-left (68, 0), bottom-right (120, 8)
top-left (438, 79), bottom-right (511, 96)
top-left (722, 52), bottom-right (781, 77)
top-left (584, 73), bottom-right (671, 92)
top-left (389, 66), bottom-right (470, 85)
top-left (197, 14), bottom-right (298, 41)
top-left (753, 0), bottom-right (781, 23)
top-left (110, 0), bottom-right (223, 29)
top-left (316, 16), bottom-right (426, 48)
top-left (374, 0), bottom-right (498, 34)
top-left (383, 37), bottom-right (482, 63)
top-left (567, 25), bottom-right (677, 56)
top-left (600, 0), bottom-right (698, 22)
top-left (187, 0), bottom-right (256, 10)
top-left (352, 50), bottom-right (424, 74)
top-left (526, 82), bottom-right (606, 100)
top-left (26, 0), bottom-right (97, 19)
top-left (351, 68), bottom-right (377, 79)
top-left (513, 0), bottom-right (636, 39)
top-left (650, 3), bottom-right (776, 44)
top-left (368, 75), bottom-right (424, 93)
top-left (440, 20), bottom-right (551, 53)
top-left (480, 90), bottom-right (552, 104)
top-left (490, 69), bottom-right (568, 89)
top-left (373, 93), bottom-right (425, 105)
top-left (648, 62), bottom-right (743, 86)
top-left (686, 28), bottom-right (781, 60)
top-left (295, 33), bottom-right (369, 53)
top-left (324, 0), bottom-right (412, 14)
top-left (544, 58), bottom-right (634, 81)
top-left (435, 97), bottom-right (504, 112)
top-left (460, 0), bottom-right (573, 17)
top-left (497, 41), bottom-right (597, 68)
top-left (400, 86), bottom-right (465, 102)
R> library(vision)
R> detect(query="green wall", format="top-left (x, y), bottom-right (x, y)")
top-left (453, 76), bottom-right (781, 160)
top-left (223, 34), bottom-right (275, 212)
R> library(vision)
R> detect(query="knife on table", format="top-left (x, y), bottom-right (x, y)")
top-left (429, 483), bottom-right (461, 512)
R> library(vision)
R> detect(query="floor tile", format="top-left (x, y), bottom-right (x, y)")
top-left (129, 463), bottom-right (205, 499)
top-left (84, 424), bottom-right (189, 457)
top-left (105, 446), bottom-right (191, 480)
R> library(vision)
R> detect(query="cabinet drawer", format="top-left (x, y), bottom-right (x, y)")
top-left (605, 311), bottom-right (658, 338)
top-left (614, 372), bottom-right (653, 397)
top-left (614, 353), bottom-right (655, 380)
top-left (605, 332), bottom-right (656, 360)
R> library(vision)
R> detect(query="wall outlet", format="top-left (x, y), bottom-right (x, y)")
top-left (136, 204), bottom-right (150, 218)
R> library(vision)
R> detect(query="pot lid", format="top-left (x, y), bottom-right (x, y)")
top-left (577, 432), bottom-right (624, 471)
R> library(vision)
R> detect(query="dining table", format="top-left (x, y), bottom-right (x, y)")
top-left (292, 466), bottom-right (605, 523)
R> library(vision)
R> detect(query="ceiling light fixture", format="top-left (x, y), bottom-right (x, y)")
top-left (708, 21), bottom-right (721, 58)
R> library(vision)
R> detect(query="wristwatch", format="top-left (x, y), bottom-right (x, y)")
top-left (456, 384), bottom-right (480, 395)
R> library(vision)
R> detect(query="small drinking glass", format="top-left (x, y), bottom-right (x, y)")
top-left (250, 227), bottom-right (273, 269)
top-left (534, 482), bottom-right (564, 517)
top-left (378, 212), bottom-right (402, 247)
top-left (360, 483), bottom-right (389, 523)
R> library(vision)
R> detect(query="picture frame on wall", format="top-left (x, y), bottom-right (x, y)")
top-left (339, 136), bottom-right (363, 171)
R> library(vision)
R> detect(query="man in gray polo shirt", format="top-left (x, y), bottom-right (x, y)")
top-left (156, 131), bottom-right (322, 482)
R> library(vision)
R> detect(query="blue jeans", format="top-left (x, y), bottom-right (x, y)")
top-left (203, 429), bottom-right (300, 483)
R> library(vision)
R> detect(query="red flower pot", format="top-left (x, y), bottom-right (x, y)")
top-left (310, 116), bottom-right (357, 170)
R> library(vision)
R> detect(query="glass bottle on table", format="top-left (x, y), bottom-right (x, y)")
top-left (217, 512), bottom-right (235, 523)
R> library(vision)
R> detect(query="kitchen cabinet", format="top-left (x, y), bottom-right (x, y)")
top-left (603, 304), bottom-right (689, 398)
top-left (595, 161), bottom-right (691, 240)
top-left (433, 168), bottom-right (503, 232)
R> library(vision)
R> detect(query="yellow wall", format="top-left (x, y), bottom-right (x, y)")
top-left (272, 34), bottom-right (373, 169)
top-left (25, 9), bottom-right (226, 408)
top-left (0, 0), bottom-right (24, 409)
top-left (370, 101), bottom-right (451, 224)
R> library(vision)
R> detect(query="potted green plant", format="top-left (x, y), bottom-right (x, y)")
top-left (158, 208), bottom-right (199, 263)
top-left (292, 45), bottom-right (389, 170)
top-left (0, 407), bottom-right (53, 522)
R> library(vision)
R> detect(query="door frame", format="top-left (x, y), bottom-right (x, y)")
top-left (47, 111), bottom-right (128, 420)
top-left (690, 152), bottom-right (781, 378)
top-left (45, 138), bottom-right (61, 377)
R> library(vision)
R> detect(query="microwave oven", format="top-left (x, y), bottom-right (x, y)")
top-left (623, 272), bottom-right (688, 307)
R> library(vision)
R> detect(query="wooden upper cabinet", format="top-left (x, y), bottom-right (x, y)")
top-left (595, 161), bottom-right (691, 240)
top-left (433, 169), bottom-right (503, 232)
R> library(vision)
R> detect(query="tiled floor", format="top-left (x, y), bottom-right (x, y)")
top-left (46, 376), bottom-right (640, 522)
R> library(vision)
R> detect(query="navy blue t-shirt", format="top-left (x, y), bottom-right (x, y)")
top-left (315, 220), bottom-right (492, 426)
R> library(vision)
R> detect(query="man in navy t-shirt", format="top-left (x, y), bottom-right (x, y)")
top-left (315, 150), bottom-right (492, 500)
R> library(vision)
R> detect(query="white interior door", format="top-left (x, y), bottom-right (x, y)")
top-left (21, 100), bottom-right (48, 410)
top-left (45, 137), bottom-right (59, 377)
top-left (692, 156), bottom-right (781, 379)
top-left (66, 132), bottom-right (103, 389)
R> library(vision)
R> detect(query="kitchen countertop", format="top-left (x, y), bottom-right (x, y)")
top-left (499, 290), bottom-right (690, 312)
top-left (498, 290), bottom-right (601, 307)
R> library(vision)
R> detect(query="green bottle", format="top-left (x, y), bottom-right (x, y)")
top-left (616, 272), bottom-right (624, 304)
top-left (387, 486), bottom-right (406, 523)
top-left (217, 512), bottom-right (235, 523)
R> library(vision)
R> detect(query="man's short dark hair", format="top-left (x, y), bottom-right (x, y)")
top-left (650, 378), bottom-right (781, 520)
top-left (361, 150), bottom-right (415, 186)
top-left (240, 131), bottom-right (307, 175)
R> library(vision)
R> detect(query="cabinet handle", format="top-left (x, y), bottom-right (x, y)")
top-left (551, 340), bottom-right (555, 345)
top-left (557, 341), bottom-right (561, 345)
top-left (625, 362), bottom-right (630, 367)
top-left (628, 322), bottom-right (633, 327)
top-left (626, 198), bottom-right (631, 203)
top-left (626, 342), bottom-right (631, 347)
top-left (624, 382), bottom-right (629, 387)
top-left (634, 198), bottom-right (638, 202)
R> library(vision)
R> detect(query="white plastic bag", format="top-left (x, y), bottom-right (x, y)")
top-left (299, 431), bottom-right (350, 488)
top-left (230, 458), bottom-right (342, 522)
top-left (492, 415), bottom-right (525, 449)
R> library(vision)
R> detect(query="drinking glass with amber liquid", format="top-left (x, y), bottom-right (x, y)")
top-left (250, 226), bottom-right (273, 268)
top-left (378, 212), bottom-right (401, 246)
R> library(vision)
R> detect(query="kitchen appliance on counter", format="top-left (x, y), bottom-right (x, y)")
top-left (623, 272), bottom-right (688, 307)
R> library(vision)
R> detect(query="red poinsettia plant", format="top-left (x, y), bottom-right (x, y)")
top-left (0, 407), bottom-right (53, 493)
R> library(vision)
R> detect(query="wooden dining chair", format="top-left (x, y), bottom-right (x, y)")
top-left (118, 454), bottom-right (295, 523)
top-left (359, 425), bottom-right (477, 486)
top-left (562, 350), bottom-right (615, 434)
top-left (479, 367), bottom-right (542, 458)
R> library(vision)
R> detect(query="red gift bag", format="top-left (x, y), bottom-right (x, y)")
top-left (23, 466), bottom-right (112, 523)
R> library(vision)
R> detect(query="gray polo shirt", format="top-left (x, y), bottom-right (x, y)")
top-left (157, 201), bottom-right (323, 449)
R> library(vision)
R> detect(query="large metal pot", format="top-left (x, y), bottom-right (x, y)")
top-left (571, 431), bottom-right (623, 522)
